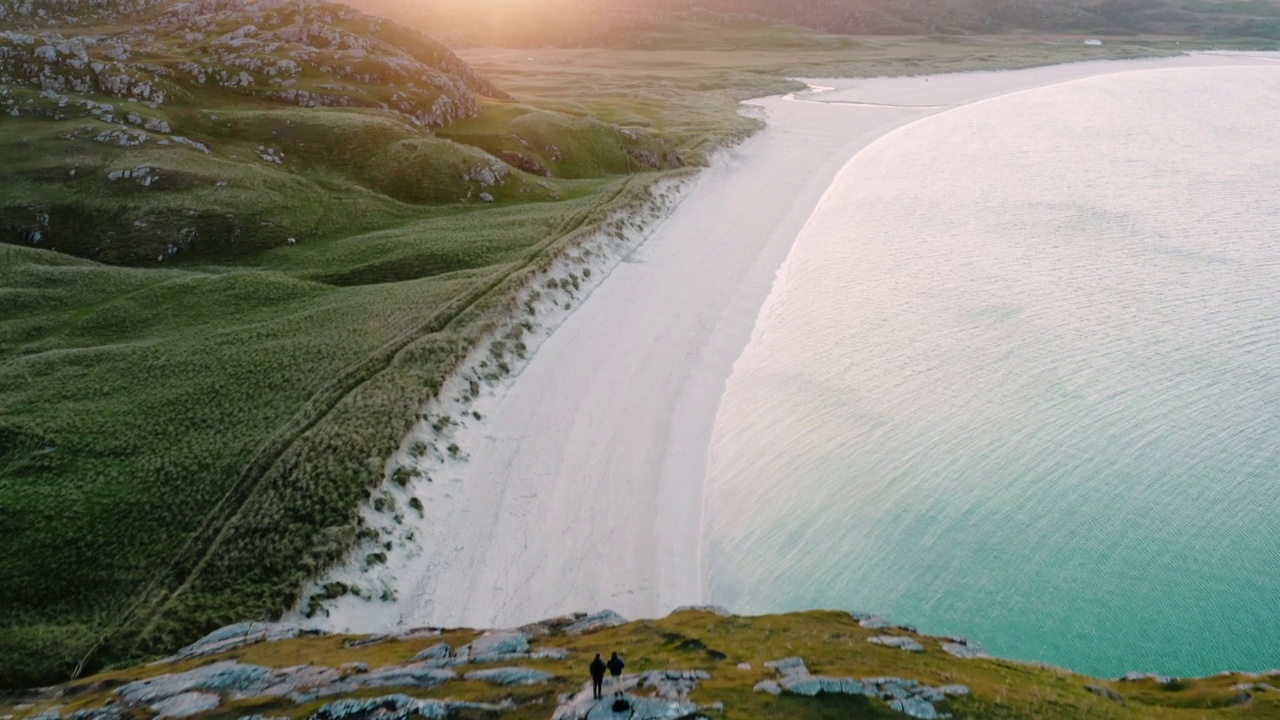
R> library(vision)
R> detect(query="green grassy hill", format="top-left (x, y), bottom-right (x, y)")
top-left (3, 609), bottom-right (1278, 720)
top-left (0, 0), bottom-right (696, 689)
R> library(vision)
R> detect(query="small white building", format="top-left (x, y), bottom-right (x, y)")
top-left (1084, 38), bottom-right (1103, 46)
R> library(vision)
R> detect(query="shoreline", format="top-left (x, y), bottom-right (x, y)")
top-left (297, 51), bottom-right (1272, 634)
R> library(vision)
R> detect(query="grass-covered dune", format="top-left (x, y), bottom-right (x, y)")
top-left (3, 609), bottom-right (1278, 720)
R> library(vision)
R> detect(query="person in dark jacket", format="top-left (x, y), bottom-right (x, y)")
top-left (589, 653), bottom-right (607, 699)
top-left (606, 651), bottom-right (625, 696)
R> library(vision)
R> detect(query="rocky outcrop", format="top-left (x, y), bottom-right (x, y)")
top-left (463, 667), bottom-right (554, 686)
top-left (565, 610), bottom-right (626, 635)
top-left (868, 635), bottom-right (925, 652)
top-left (0, 0), bottom-right (503, 127)
top-left (305, 693), bottom-right (509, 720)
top-left (939, 636), bottom-right (988, 660)
top-left (757, 655), bottom-right (969, 719)
top-left (551, 671), bottom-right (708, 720)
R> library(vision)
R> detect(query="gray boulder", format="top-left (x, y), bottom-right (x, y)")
top-left (940, 640), bottom-right (987, 659)
top-left (118, 661), bottom-right (274, 704)
top-left (151, 692), bottom-right (220, 718)
top-left (306, 694), bottom-right (507, 720)
top-left (763, 657), bottom-right (808, 676)
top-left (532, 647), bottom-right (570, 660)
top-left (463, 667), bottom-right (554, 686)
top-left (413, 643), bottom-right (449, 661)
top-left (566, 610), bottom-right (627, 635)
top-left (779, 676), bottom-right (822, 696)
top-left (464, 631), bottom-right (529, 657)
top-left (868, 636), bottom-right (925, 652)
top-left (318, 664), bottom-right (454, 695)
top-left (174, 623), bottom-right (303, 661)
top-left (583, 695), bottom-right (695, 720)
top-left (638, 670), bottom-right (709, 700)
top-left (670, 605), bottom-right (731, 617)
top-left (889, 697), bottom-right (939, 719)
top-left (753, 680), bottom-right (781, 695)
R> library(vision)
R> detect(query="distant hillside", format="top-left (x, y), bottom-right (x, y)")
top-left (341, 0), bottom-right (1280, 46)
top-left (0, 0), bottom-right (511, 262)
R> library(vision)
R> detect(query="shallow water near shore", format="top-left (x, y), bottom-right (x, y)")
top-left (705, 65), bottom-right (1280, 677)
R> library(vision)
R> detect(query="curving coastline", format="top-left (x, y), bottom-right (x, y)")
top-left (297, 52), bottom-right (1274, 636)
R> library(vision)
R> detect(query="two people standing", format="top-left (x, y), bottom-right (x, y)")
top-left (589, 651), bottom-right (625, 699)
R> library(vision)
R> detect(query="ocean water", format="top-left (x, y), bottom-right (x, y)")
top-left (704, 66), bottom-right (1280, 677)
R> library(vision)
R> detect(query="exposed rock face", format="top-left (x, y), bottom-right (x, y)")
top-left (150, 692), bottom-right (221, 718)
top-left (460, 629), bottom-right (529, 658)
top-left (462, 667), bottom-right (554, 686)
top-left (670, 605), bottom-right (731, 617)
top-left (940, 636), bottom-right (988, 659)
top-left (759, 655), bottom-right (969, 718)
top-left (118, 661), bottom-right (276, 705)
top-left (551, 672), bottom-right (708, 720)
top-left (306, 693), bottom-right (508, 720)
top-left (566, 610), bottom-right (627, 635)
top-left (412, 642), bottom-right (450, 661)
top-left (319, 664), bottom-right (454, 694)
top-left (173, 623), bottom-right (307, 660)
top-left (868, 635), bottom-right (925, 652)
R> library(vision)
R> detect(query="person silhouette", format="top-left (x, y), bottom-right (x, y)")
top-left (589, 653), bottom-right (607, 699)
top-left (606, 651), bottom-right (625, 696)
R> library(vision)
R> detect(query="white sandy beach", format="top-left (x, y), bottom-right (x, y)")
top-left (301, 52), bottom-right (1274, 633)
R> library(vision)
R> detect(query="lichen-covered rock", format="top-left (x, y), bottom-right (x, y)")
top-left (670, 605), bottom-right (731, 617)
top-left (462, 630), bottom-right (528, 657)
top-left (413, 643), bottom-right (449, 661)
top-left (150, 692), bottom-right (220, 718)
top-left (889, 696), bottom-right (939, 719)
top-left (940, 638), bottom-right (987, 659)
top-left (306, 693), bottom-right (508, 720)
top-left (463, 667), bottom-right (554, 686)
top-left (461, 156), bottom-right (508, 187)
top-left (852, 612), bottom-right (893, 629)
top-left (118, 661), bottom-right (275, 705)
top-left (566, 610), bottom-right (626, 635)
top-left (1121, 671), bottom-right (1172, 684)
top-left (584, 695), bottom-right (695, 720)
top-left (763, 657), bottom-right (808, 676)
top-left (753, 680), bottom-right (781, 695)
top-left (868, 635), bottom-right (925, 652)
top-left (779, 676), bottom-right (823, 696)
top-left (319, 663), bottom-right (454, 695)
top-left (638, 670), bottom-right (709, 700)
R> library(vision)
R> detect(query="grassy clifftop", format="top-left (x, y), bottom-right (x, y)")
top-left (3, 609), bottom-right (1277, 720)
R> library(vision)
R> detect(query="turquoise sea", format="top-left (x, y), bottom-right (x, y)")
top-left (704, 65), bottom-right (1280, 677)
